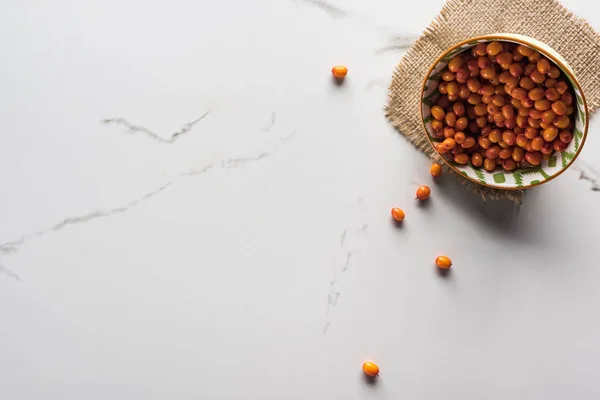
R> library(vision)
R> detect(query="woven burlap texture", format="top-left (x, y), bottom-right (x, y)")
top-left (386, 0), bottom-right (600, 203)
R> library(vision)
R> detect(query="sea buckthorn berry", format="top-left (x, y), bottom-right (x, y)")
top-left (554, 115), bottom-right (570, 129)
top-left (453, 102), bottom-right (466, 116)
top-left (480, 67), bottom-right (496, 79)
top-left (541, 110), bottom-right (555, 124)
top-left (559, 131), bottom-right (573, 144)
top-left (525, 151), bottom-right (542, 165)
top-left (481, 85), bottom-right (495, 96)
top-left (483, 158), bottom-right (496, 171)
top-left (442, 70), bottom-right (456, 82)
top-left (537, 58), bottom-right (551, 74)
top-left (443, 138), bottom-right (456, 150)
top-left (331, 65), bottom-right (348, 78)
top-left (546, 88), bottom-right (560, 101)
top-left (531, 136), bottom-right (544, 151)
top-left (542, 126), bottom-right (559, 141)
top-left (416, 186), bottom-right (431, 200)
top-left (474, 43), bottom-right (488, 56)
top-left (431, 106), bottom-right (445, 121)
top-left (454, 153), bottom-right (469, 164)
top-left (555, 81), bottom-right (568, 94)
top-left (430, 163), bottom-right (443, 177)
top-left (502, 130), bottom-right (516, 145)
top-left (509, 63), bottom-right (523, 78)
top-left (462, 137), bottom-right (476, 149)
top-left (528, 87), bottom-right (545, 101)
top-left (456, 67), bottom-right (470, 83)
top-left (528, 51), bottom-right (541, 63)
top-left (391, 208), bottom-right (405, 222)
top-left (517, 45), bottom-right (534, 56)
top-left (534, 99), bottom-right (551, 111)
top-left (521, 98), bottom-right (534, 108)
top-left (560, 92), bottom-right (573, 105)
top-left (554, 139), bottom-right (567, 151)
top-left (512, 147), bottom-right (525, 162)
top-left (471, 152), bottom-right (483, 167)
top-left (456, 117), bottom-right (469, 130)
top-left (485, 145), bottom-right (501, 159)
top-left (436, 256), bottom-right (453, 269)
top-left (541, 141), bottom-right (554, 155)
top-left (552, 100), bottom-right (567, 115)
top-left (502, 159), bottom-right (517, 171)
top-left (446, 82), bottom-right (459, 97)
top-left (499, 148), bottom-right (512, 160)
top-left (489, 129), bottom-right (501, 143)
top-left (448, 56), bottom-right (464, 72)
top-left (486, 41), bottom-right (503, 56)
top-left (363, 362), bottom-right (380, 377)
top-left (548, 66), bottom-right (560, 79)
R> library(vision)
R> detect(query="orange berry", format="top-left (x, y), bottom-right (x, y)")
top-left (362, 361), bottom-right (380, 377)
top-left (331, 65), bottom-right (348, 78)
top-left (435, 255), bottom-right (452, 269)
top-left (430, 163), bottom-right (443, 177)
top-left (416, 185), bottom-right (431, 200)
top-left (391, 207), bottom-right (405, 222)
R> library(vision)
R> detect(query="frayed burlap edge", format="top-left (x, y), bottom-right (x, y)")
top-left (386, 0), bottom-right (600, 204)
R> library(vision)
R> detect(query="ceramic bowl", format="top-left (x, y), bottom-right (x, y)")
top-left (420, 34), bottom-right (588, 189)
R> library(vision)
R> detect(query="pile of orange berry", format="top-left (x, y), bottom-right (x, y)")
top-left (430, 41), bottom-right (576, 172)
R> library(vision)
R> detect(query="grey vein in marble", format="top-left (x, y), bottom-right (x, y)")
top-left (572, 161), bottom-right (600, 192)
top-left (340, 224), bottom-right (368, 272)
top-left (294, 0), bottom-right (347, 19)
top-left (0, 129), bottom-right (295, 258)
top-left (263, 112), bottom-right (276, 132)
top-left (0, 262), bottom-right (21, 281)
top-left (323, 220), bottom-right (368, 335)
top-left (0, 180), bottom-right (178, 255)
top-left (101, 110), bottom-right (210, 144)
top-left (224, 130), bottom-right (295, 168)
top-left (323, 272), bottom-right (341, 335)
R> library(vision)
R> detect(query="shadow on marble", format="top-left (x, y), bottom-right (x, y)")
top-left (331, 76), bottom-right (346, 87)
top-left (390, 219), bottom-right (404, 229)
top-left (362, 373), bottom-right (379, 386)
top-left (416, 197), bottom-right (432, 210)
top-left (436, 266), bottom-right (452, 279)
top-left (431, 174), bottom-right (543, 244)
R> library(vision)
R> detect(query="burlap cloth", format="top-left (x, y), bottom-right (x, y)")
top-left (385, 0), bottom-right (600, 203)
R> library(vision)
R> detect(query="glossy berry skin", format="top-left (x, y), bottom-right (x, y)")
top-left (416, 185), bottom-right (431, 200)
top-left (362, 361), bottom-right (380, 377)
top-left (331, 65), bottom-right (348, 78)
top-left (436, 256), bottom-right (452, 269)
top-left (391, 208), bottom-right (405, 222)
top-left (430, 163), bottom-right (443, 177)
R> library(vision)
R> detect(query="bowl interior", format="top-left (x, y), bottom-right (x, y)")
top-left (421, 34), bottom-right (587, 189)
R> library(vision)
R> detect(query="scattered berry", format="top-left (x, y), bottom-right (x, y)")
top-left (391, 207), bottom-right (405, 222)
top-left (331, 65), bottom-right (348, 79)
top-left (430, 163), bottom-right (443, 177)
top-left (362, 361), bottom-right (380, 377)
top-left (435, 255), bottom-right (452, 269)
top-left (416, 185), bottom-right (431, 200)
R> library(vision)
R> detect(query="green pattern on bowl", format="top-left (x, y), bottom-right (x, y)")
top-left (421, 34), bottom-right (588, 189)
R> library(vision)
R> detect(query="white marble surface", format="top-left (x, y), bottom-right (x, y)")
top-left (1, 0), bottom-right (600, 398)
